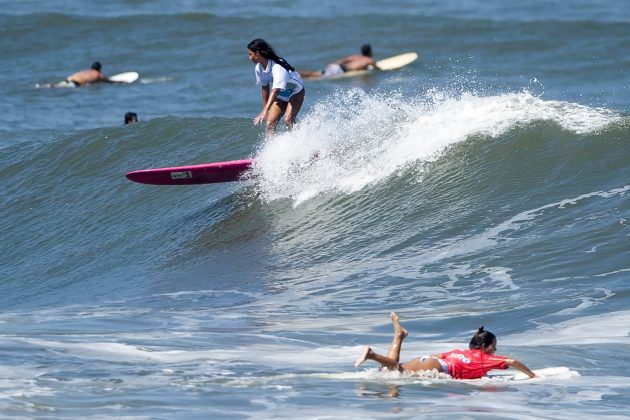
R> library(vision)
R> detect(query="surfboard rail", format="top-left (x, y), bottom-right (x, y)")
top-left (125, 159), bottom-right (254, 185)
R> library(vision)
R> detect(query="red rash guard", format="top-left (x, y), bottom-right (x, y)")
top-left (440, 349), bottom-right (509, 379)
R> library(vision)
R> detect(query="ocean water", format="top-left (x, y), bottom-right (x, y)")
top-left (1, 0), bottom-right (629, 418)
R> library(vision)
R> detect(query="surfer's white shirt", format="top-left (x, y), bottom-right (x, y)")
top-left (254, 59), bottom-right (304, 101)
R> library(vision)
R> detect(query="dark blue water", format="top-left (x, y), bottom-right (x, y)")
top-left (1, 1), bottom-right (629, 418)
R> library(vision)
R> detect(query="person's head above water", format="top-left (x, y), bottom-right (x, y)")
top-left (468, 326), bottom-right (497, 353)
top-left (124, 112), bottom-right (138, 124)
top-left (361, 44), bottom-right (372, 57)
top-left (91, 61), bottom-right (102, 71)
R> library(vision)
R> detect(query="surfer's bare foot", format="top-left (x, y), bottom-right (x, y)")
top-left (390, 312), bottom-right (408, 339)
top-left (355, 346), bottom-right (373, 367)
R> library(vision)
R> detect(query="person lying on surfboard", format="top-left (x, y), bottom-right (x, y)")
top-left (299, 44), bottom-right (381, 80)
top-left (247, 39), bottom-right (306, 135)
top-left (355, 312), bottom-right (537, 380)
top-left (65, 61), bottom-right (115, 87)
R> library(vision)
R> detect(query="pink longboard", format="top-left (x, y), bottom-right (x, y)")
top-left (125, 159), bottom-right (254, 185)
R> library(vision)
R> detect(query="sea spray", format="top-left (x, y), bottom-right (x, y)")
top-left (252, 89), bottom-right (621, 204)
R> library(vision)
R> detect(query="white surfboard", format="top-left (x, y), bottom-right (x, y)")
top-left (376, 53), bottom-right (418, 71)
top-left (110, 71), bottom-right (139, 83)
top-left (304, 52), bottom-right (418, 81)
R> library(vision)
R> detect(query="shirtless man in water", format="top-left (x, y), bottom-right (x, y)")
top-left (300, 44), bottom-right (380, 79)
top-left (65, 61), bottom-right (114, 86)
top-left (355, 312), bottom-right (537, 380)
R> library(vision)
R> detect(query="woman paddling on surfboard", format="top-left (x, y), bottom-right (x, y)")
top-left (247, 39), bottom-right (305, 135)
top-left (355, 312), bottom-right (537, 380)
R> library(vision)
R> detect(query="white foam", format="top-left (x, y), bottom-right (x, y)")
top-left (252, 89), bottom-right (621, 204)
top-left (484, 266), bottom-right (519, 290)
top-left (139, 76), bottom-right (173, 84)
top-left (0, 365), bottom-right (58, 409)
top-left (23, 338), bottom-right (221, 363)
top-left (553, 288), bottom-right (614, 315)
top-left (506, 310), bottom-right (630, 346)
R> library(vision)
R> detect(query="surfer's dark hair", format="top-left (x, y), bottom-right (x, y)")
top-left (124, 112), bottom-right (138, 124)
top-left (247, 39), bottom-right (295, 72)
top-left (361, 44), bottom-right (372, 57)
top-left (91, 61), bottom-right (102, 71)
top-left (469, 326), bottom-right (496, 349)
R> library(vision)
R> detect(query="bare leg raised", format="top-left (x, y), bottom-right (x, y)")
top-left (354, 312), bottom-right (408, 371)
top-left (387, 312), bottom-right (408, 363)
top-left (354, 346), bottom-right (400, 370)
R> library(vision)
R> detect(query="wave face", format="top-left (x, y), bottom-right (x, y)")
top-left (2, 90), bottom-right (626, 313)
top-left (1, 0), bottom-right (629, 417)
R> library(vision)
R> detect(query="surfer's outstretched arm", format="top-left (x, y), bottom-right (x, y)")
top-left (505, 358), bottom-right (537, 378)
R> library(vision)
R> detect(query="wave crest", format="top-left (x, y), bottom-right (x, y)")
top-left (252, 89), bottom-right (621, 204)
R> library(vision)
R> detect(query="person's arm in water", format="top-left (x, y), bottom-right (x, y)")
top-left (505, 358), bottom-right (537, 378)
top-left (253, 84), bottom-right (281, 126)
top-left (96, 70), bottom-right (119, 83)
top-left (98, 73), bottom-right (115, 83)
top-left (364, 57), bottom-right (380, 70)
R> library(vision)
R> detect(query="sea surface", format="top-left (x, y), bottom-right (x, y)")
top-left (1, 0), bottom-right (629, 418)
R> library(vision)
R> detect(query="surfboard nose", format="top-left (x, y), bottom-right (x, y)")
top-left (125, 170), bottom-right (153, 184)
